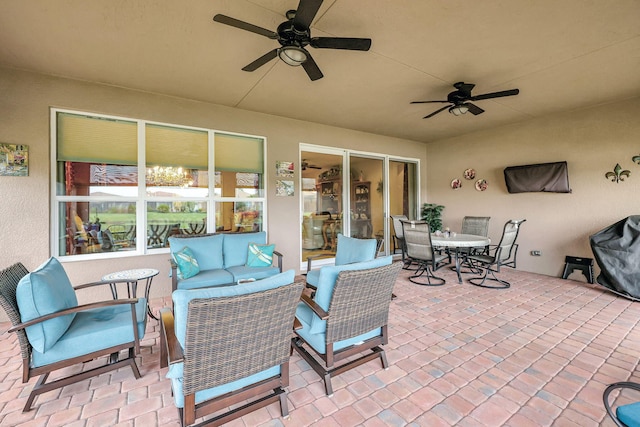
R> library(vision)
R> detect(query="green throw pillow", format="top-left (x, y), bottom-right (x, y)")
top-left (173, 246), bottom-right (200, 279)
top-left (246, 243), bottom-right (275, 267)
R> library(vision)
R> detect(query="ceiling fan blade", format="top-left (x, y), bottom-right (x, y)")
top-left (213, 14), bottom-right (278, 39)
top-left (423, 105), bottom-right (451, 119)
top-left (310, 37), bottom-right (371, 51)
top-left (301, 52), bottom-right (323, 80)
top-left (410, 100), bottom-right (448, 104)
top-left (466, 103), bottom-right (485, 115)
top-left (470, 88), bottom-right (519, 101)
top-left (242, 49), bottom-right (278, 71)
top-left (293, 0), bottom-right (323, 29)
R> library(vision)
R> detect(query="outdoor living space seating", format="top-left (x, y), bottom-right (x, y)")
top-left (293, 260), bottom-right (400, 395)
top-left (465, 219), bottom-right (526, 289)
top-left (168, 231), bottom-right (283, 291)
top-left (0, 258), bottom-right (147, 412)
top-left (401, 220), bottom-right (450, 286)
top-left (159, 270), bottom-right (303, 427)
top-left (2, 266), bottom-right (640, 426)
top-left (305, 233), bottom-right (378, 290)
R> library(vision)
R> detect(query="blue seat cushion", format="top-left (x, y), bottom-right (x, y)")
top-left (16, 257), bottom-right (78, 353)
top-left (295, 309), bottom-right (381, 355)
top-left (172, 270), bottom-right (295, 349)
top-left (31, 298), bottom-right (147, 367)
top-left (222, 232), bottom-right (267, 268)
top-left (334, 234), bottom-right (378, 266)
top-left (169, 234), bottom-right (224, 271)
top-left (167, 364), bottom-right (280, 408)
top-left (226, 265), bottom-right (281, 283)
top-left (618, 402), bottom-right (640, 427)
top-left (306, 269), bottom-right (320, 288)
top-left (175, 269), bottom-right (234, 290)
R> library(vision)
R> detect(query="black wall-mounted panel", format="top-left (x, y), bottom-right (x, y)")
top-left (504, 161), bottom-right (571, 193)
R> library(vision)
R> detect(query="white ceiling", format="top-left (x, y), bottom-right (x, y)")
top-left (1, 0), bottom-right (639, 143)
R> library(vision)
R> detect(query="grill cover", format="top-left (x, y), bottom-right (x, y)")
top-left (589, 215), bottom-right (640, 299)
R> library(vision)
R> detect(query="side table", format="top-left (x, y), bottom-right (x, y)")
top-left (102, 268), bottom-right (160, 320)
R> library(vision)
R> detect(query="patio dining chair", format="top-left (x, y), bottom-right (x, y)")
top-left (603, 381), bottom-right (640, 427)
top-left (0, 258), bottom-right (147, 412)
top-left (457, 216), bottom-right (491, 271)
top-left (465, 219), bottom-right (526, 289)
top-left (401, 220), bottom-right (449, 286)
top-left (159, 270), bottom-right (303, 427)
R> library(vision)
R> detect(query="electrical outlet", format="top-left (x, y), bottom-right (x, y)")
top-left (531, 250), bottom-right (541, 256)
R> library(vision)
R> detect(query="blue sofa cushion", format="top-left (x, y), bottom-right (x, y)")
top-left (246, 243), bottom-right (275, 267)
top-left (175, 269), bottom-right (234, 290)
top-left (172, 269), bottom-right (295, 349)
top-left (172, 246), bottom-right (200, 279)
top-left (334, 234), bottom-right (378, 266)
top-left (169, 234), bottom-right (224, 271)
top-left (226, 265), bottom-right (281, 283)
top-left (223, 231), bottom-right (267, 268)
top-left (618, 402), bottom-right (640, 427)
top-left (16, 257), bottom-right (78, 353)
top-left (31, 298), bottom-right (147, 367)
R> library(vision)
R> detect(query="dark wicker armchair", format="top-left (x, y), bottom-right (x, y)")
top-left (0, 261), bottom-right (145, 412)
top-left (160, 271), bottom-right (303, 427)
top-left (292, 262), bottom-right (401, 395)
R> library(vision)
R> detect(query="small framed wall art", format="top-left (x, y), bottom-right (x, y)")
top-left (0, 143), bottom-right (28, 176)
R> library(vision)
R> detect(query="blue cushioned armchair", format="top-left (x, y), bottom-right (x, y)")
top-left (604, 382), bottom-right (640, 427)
top-left (0, 258), bottom-right (147, 412)
top-left (305, 233), bottom-right (379, 290)
top-left (159, 270), bottom-right (303, 427)
top-left (293, 257), bottom-right (400, 395)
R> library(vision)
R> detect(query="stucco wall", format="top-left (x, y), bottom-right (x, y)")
top-left (0, 67), bottom-right (427, 321)
top-left (426, 97), bottom-right (640, 278)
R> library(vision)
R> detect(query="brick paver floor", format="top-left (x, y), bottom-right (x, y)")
top-left (1, 265), bottom-right (638, 426)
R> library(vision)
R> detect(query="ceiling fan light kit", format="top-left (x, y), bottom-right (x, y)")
top-left (213, 0), bottom-right (371, 81)
top-left (412, 82), bottom-right (520, 119)
top-left (449, 105), bottom-right (469, 116)
top-left (278, 46), bottom-right (308, 66)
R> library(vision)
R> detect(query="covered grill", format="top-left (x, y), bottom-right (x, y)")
top-left (590, 215), bottom-right (640, 300)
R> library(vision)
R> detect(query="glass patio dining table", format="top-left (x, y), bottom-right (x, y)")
top-left (431, 233), bottom-right (491, 283)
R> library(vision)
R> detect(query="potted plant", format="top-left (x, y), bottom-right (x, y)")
top-left (421, 203), bottom-right (445, 232)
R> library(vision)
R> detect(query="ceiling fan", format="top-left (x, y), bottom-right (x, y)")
top-left (411, 82), bottom-right (519, 119)
top-left (213, 0), bottom-right (371, 81)
top-left (301, 159), bottom-right (322, 170)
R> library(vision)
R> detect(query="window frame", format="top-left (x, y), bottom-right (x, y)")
top-left (50, 108), bottom-right (268, 261)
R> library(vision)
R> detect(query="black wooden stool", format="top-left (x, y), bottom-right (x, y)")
top-left (562, 256), bottom-right (594, 283)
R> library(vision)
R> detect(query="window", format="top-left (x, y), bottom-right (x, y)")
top-left (52, 109), bottom-right (266, 258)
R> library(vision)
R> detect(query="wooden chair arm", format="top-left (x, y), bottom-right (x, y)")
top-left (169, 258), bottom-right (178, 292)
top-left (300, 293), bottom-right (329, 320)
top-left (8, 298), bottom-right (139, 332)
top-left (159, 307), bottom-right (183, 369)
top-left (293, 317), bottom-right (303, 330)
top-left (273, 250), bottom-right (283, 272)
top-left (306, 254), bottom-right (326, 273)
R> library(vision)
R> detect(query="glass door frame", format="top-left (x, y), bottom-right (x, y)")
top-left (299, 143), bottom-right (421, 270)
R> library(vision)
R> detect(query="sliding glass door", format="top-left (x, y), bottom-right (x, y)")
top-left (300, 145), bottom-right (419, 267)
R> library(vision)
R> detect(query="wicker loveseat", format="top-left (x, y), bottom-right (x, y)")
top-left (168, 231), bottom-right (283, 292)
